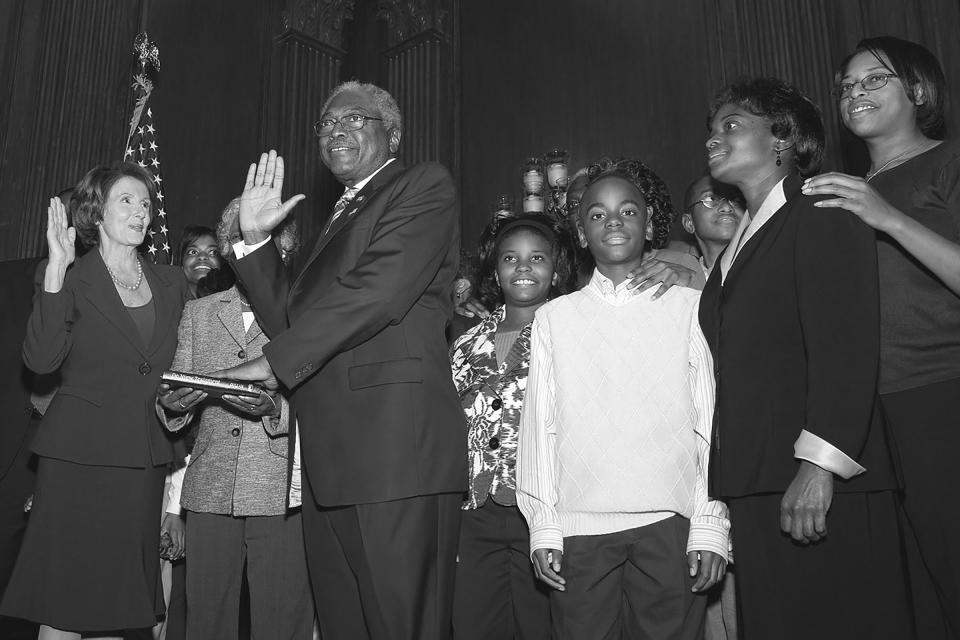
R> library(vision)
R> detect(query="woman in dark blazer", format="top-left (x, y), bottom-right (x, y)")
top-left (698, 78), bottom-right (911, 639)
top-left (0, 162), bottom-right (189, 639)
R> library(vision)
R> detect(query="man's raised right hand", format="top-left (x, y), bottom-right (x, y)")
top-left (239, 150), bottom-right (305, 244)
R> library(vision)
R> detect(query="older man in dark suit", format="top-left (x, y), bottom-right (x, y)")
top-left (220, 81), bottom-right (466, 640)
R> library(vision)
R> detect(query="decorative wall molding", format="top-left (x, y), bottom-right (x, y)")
top-left (377, 0), bottom-right (450, 47)
top-left (281, 0), bottom-right (356, 49)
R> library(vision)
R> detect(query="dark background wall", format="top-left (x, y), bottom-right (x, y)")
top-left (147, 0), bottom-right (278, 236)
top-left (1, 0), bottom-right (959, 260)
top-left (458, 0), bottom-right (960, 244)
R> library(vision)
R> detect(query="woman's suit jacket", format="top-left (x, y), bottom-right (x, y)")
top-left (698, 174), bottom-right (898, 498)
top-left (161, 286), bottom-right (291, 516)
top-left (23, 250), bottom-right (189, 468)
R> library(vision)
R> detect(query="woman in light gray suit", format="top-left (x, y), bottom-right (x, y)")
top-left (157, 199), bottom-right (312, 640)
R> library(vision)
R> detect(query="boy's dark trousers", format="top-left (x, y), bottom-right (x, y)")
top-left (550, 515), bottom-right (707, 640)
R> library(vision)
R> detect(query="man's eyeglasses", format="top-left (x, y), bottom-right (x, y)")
top-left (835, 73), bottom-right (898, 100)
top-left (313, 114), bottom-right (384, 137)
top-left (687, 195), bottom-right (744, 211)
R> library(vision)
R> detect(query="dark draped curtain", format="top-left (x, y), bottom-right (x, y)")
top-left (458, 0), bottom-right (960, 247)
top-left (0, 0), bottom-right (141, 260)
top-left (2, 0), bottom-right (959, 260)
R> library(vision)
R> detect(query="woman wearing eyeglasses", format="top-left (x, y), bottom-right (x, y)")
top-left (803, 36), bottom-right (960, 637)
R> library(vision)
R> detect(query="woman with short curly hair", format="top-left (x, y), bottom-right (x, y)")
top-left (698, 77), bottom-right (911, 638)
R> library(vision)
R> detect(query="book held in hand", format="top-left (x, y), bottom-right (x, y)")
top-left (161, 370), bottom-right (264, 398)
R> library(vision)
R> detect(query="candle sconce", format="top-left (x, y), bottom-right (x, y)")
top-left (522, 157), bottom-right (546, 213)
top-left (492, 193), bottom-right (515, 221)
top-left (543, 149), bottom-right (570, 221)
top-left (488, 149), bottom-right (571, 224)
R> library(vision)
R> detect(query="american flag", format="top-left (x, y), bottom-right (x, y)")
top-left (124, 33), bottom-right (170, 264)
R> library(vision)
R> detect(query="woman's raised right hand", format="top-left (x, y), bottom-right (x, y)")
top-left (239, 150), bottom-right (305, 244)
top-left (46, 197), bottom-right (76, 268)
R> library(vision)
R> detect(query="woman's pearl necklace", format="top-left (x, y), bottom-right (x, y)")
top-left (106, 258), bottom-right (143, 290)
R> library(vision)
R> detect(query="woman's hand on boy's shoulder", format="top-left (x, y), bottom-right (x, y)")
top-left (687, 549), bottom-right (727, 592)
top-left (626, 256), bottom-right (705, 299)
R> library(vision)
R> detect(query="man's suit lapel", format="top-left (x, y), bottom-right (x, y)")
top-left (75, 251), bottom-right (148, 358)
top-left (295, 161), bottom-right (406, 292)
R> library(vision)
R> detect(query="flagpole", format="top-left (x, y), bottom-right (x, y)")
top-left (124, 31), bottom-right (170, 264)
top-left (138, 0), bottom-right (149, 33)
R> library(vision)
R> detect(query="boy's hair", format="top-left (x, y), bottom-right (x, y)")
top-left (476, 214), bottom-right (576, 310)
top-left (837, 36), bottom-right (946, 140)
top-left (583, 158), bottom-right (675, 250)
top-left (682, 175), bottom-right (745, 213)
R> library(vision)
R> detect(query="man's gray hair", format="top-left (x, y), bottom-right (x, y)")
top-left (322, 81), bottom-right (403, 133)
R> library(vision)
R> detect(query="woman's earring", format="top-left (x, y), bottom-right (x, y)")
top-left (776, 149), bottom-right (782, 167)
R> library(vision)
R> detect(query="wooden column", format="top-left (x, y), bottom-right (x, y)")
top-left (382, 29), bottom-right (455, 171)
top-left (377, 0), bottom-right (458, 174)
top-left (261, 28), bottom-right (346, 239)
top-left (0, 0), bottom-right (141, 260)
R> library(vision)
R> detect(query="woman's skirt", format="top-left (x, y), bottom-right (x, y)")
top-left (0, 456), bottom-right (167, 633)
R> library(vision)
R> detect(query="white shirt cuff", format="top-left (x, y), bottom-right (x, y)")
top-left (794, 429), bottom-right (866, 479)
top-left (288, 419), bottom-right (302, 509)
top-left (232, 236), bottom-right (272, 259)
top-left (527, 523), bottom-right (564, 561)
top-left (165, 456), bottom-right (189, 515)
top-left (687, 514), bottom-right (731, 563)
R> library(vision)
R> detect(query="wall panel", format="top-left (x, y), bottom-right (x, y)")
top-left (383, 29), bottom-right (454, 170)
top-left (0, 0), bottom-right (140, 260)
top-left (262, 30), bottom-right (345, 240)
top-left (458, 0), bottom-right (960, 249)
top-left (459, 0), bottom-right (719, 246)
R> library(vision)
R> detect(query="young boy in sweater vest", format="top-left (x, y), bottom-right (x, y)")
top-left (516, 158), bottom-right (730, 639)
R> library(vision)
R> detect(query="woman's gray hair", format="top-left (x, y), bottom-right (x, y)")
top-left (322, 81), bottom-right (403, 133)
top-left (216, 197), bottom-right (300, 263)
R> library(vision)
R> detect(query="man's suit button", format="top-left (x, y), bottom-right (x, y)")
top-left (138, 362), bottom-right (151, 375)
top-left (491, 398), bottom-right (502, 410)
top-left (237, 349), bottom-right (246, 359)
top-left (231, 427), bottom-right (240, 437)
top-left (489, 437), bottom-right (499, 450)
